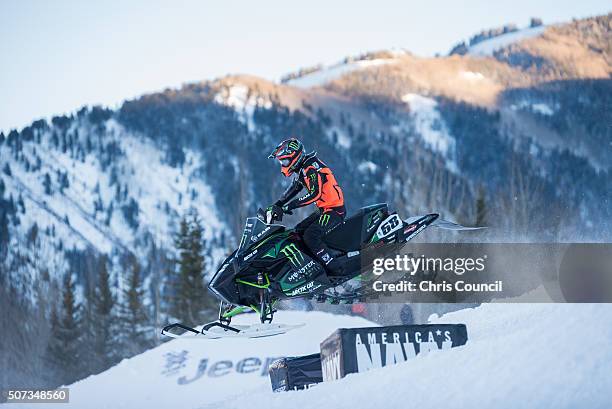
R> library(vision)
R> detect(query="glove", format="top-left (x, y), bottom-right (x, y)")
top-left (265, 204), bottom-right (284, 224)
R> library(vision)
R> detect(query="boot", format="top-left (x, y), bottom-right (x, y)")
top-left (327, 257), bottom-right (346, 276)
top-left (316, 249), bottom-right (345, 276)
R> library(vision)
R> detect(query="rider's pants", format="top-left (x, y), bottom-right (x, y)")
top-left (295, 206), bottom-right (345, 264)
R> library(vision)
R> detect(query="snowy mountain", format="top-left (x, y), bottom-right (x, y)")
top-left (31, 304), bottom-right (612, 409)
top-left (2, 119), bottom-right (225, 253)
top-left (0, 114), bottom-right (228, 302)
top-left (1, 13), bottom-right (611, 393)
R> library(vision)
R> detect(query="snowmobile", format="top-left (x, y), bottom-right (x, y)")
top-left (162, 203), bottom-right (479, 339)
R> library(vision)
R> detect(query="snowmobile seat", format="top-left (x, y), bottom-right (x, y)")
top-left (323, 203), bottom-right (388, 252)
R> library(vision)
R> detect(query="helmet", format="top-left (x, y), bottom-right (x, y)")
top-left (268, 138), bottom-right (305, 177)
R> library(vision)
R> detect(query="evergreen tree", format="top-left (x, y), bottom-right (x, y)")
top-left (118, 256), bottom-right (152, 357)
top-left (105, 202), bottom-right (114, 226)
top-left (27, 222), bottom-right (38, 246)
top-left (17, 193), bottom-right (25, 213)
top-left (43, 173), bottom-right (52, 195)
top-left (0, 210), bottom-right (9, 257)
top-left (186, 213), bottom-right (216, 315)
top-left (475, 187), bottom-right (487, 227)
top-left (58, 172), bottom-right (70, 193)
top-left (44, 305), bottom-right (63, 383)
top-left (122, 198), bottom-right (139, 230)
top-left (92, 256), bottom-right (117, 372)
top-left (169, 211), bottom-right (215, 326)
top-left (169, 217), bottom-right (190, 320)
top-left (114, 183), bottom-right (121, 201)
top-left (46, 274), bottom-right (82, 385)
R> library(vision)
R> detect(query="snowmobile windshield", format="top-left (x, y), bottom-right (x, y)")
top-left (236, 217), bottom-right (284, 255)
top-left (208, 252), bottom-right (239, 305)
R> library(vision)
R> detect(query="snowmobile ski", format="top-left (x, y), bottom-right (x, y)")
top-left (161, 321), bottom-right (304, 339)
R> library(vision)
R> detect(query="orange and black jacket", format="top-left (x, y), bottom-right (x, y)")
top-left (276, 154), bottom-right (344, 212)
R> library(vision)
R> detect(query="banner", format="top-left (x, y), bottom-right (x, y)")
top-left (321, 324), bottom-right (468, 381)
top-left (269, 353), bottom-right (323, 392)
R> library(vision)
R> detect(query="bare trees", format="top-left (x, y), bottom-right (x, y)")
top-left (498, 154), bottom-right (547, 238)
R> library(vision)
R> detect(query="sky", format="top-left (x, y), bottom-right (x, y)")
top-left (1, 0), bottom-right (610, 132)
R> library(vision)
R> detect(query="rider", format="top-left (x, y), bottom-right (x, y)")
top-left (267, 138), bottom-right (346, 275)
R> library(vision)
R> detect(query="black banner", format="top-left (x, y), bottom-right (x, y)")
top-left (269, 353), bottom-right (323, 392)
top-left (321, 324), bottom-right (468, 381)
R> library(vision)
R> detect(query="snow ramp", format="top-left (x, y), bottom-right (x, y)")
top-left (29, 305), bottom-right (612, 409)
top-left (29, 311), bottom-right (372, 409)
top-left (207, 304), bottom-right (612, 409)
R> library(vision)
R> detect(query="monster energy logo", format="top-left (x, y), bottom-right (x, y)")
top-left (280, 243), bottom-right (304, 266)
top-left (319, 213), bottom-right (330, 226)
top-left (288, 141), bottom-right (300, 150)
top-left (308, 173), bottom-right (317, 191)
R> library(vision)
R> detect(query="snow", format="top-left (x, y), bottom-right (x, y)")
top-left (35, 304), bottom-right (612, 409)
top-left (459, 70), bottom-right (485, 81)
top-left (119, 135), bottom-right (225, 244)
top-left (32, 311), bottom-right (373, 409)
top-left (468, 26), bottom-right (546, 57)
top-left (388, 48), bottom-right (409, 58)
top-left (401, 94), bottom-right (457, 172)
top-left (2, 129), bottom-right (117, 253)
top-left (219, 84), bottom-right (250, 110)
top-left (207, 304), bottom-right (612, 409)
top-left (531, 103), bottom-right (554, 116)
top-left (328, 126), bottom-right (351, 149)
top-left (0, 118), bottom-right (228, 289)
top-left (287, 59), bottom-right (394, 89)
top-left (358, 161), bottom-right (378, 174)
top-left (510, 100), bottom-right (556, 116)
top-left (214, 84), bottom-right (272, 132)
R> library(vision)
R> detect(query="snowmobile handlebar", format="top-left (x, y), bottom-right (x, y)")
top-left (258, 206), bottom-right (284, 224)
